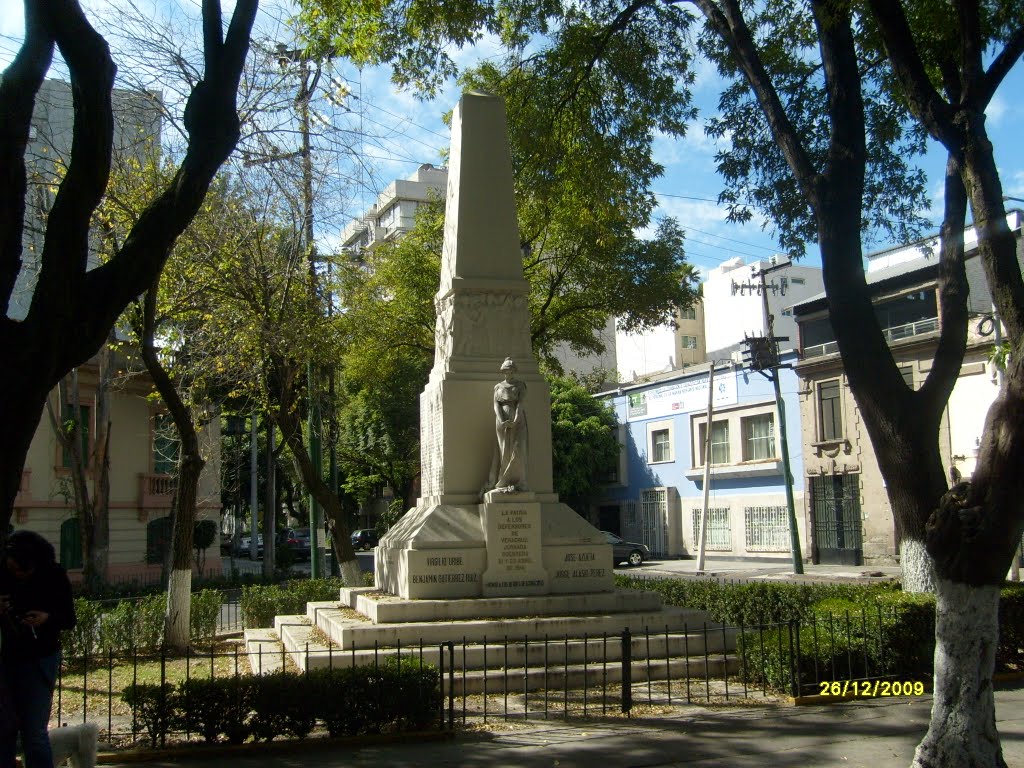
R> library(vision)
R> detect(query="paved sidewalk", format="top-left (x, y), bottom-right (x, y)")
top-left (106, 686), bottom-right (1024, 768)
top-left (623, 556), bottom-right (902, 584)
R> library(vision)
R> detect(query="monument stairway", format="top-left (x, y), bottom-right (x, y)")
top-left (243, 588), bottom-right (741, 696)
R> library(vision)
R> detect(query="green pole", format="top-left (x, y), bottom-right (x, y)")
top-left (772, 369), bottom-right (803, 574)
top-left (757, 263), bottom-right (804, 574)
top-left (308, 362), bottom-right (322, 579)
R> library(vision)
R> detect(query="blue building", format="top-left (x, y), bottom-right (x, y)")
top-left (595, 353), bottom-right (807, 562)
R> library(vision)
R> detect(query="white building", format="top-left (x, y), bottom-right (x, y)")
top-left (614, 255), bottom-right (824, 383)
top-left (340, 163), bottom-right (448, 258)
top-left (701, 256), bottom-right (825, 357)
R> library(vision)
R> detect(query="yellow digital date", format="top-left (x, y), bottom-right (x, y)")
top-left (818, 680), bottom-right (926, 697)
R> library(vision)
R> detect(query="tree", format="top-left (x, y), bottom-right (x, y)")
top-left (297, 0), bottom-right (1024, 762)
top-left (548, 375), bottom-right (619, 512)
top-left (0, 0), bottom-right (258, 536)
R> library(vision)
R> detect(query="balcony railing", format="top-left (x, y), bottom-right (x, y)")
top-left (803, 316), bottom-right (939, 359)
top-left (138, 473), bottom-right (175, 512)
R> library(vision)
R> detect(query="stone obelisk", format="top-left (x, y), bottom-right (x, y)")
top-left (375, 92), bottom-right (612, 600)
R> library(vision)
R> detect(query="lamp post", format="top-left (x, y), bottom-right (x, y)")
top-left (224, 415), bottom-right (247, 570)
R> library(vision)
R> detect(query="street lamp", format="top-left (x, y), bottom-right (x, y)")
top-left (224, 415), bottom-right (247, 569)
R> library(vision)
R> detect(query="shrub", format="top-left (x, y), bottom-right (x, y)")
top-left (240, 578), bottom-right (345, 628)
top-left (123, 662), bottom-right (440, 745)
top-left (122, 683), bottom-right (178, 747)
top-left (63, 598), bottom-right (103, 659)
top-left (189, 590), bottom-right (222, 643)
top-left (97, 595), bottom-right (165, 652)
top-left (177, 676), bottom-right (254, 744)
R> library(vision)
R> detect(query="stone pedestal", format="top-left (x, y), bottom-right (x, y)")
top-left (481, 494), bottom-right (548, 596)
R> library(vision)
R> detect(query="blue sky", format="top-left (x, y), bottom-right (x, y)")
top-left (2, 0), bottom-right (1022, 276)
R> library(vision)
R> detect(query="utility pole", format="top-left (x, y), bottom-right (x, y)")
top-left (751, 261), bottom-right (804, 574)
top-left (249, 415), bottom-right (259, 561)
top-left (277, 44), bottom-right (326, 578)
top-left (696, 362), bottom-right (716, 572)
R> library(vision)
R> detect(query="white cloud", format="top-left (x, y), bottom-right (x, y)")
top-left (987, 93), bottom-right (1008, 126)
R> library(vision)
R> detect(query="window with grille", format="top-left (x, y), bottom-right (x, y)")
top-left (691, 508), bottom-right (731, 551)
top-left (680, 307), bottom-right (697, 320)
top-left (742, 414), bottom-right (776, 461)
top-left (697, 420), bottom-right (730, 465)
top-left (744, 506), bottom-right (790, 551)
top-left (153, 413), bottom-right (179, 475)
top-left (650, 428), bottom-right (672, 463)
top-left (681, 335), bottom-right (698, 349)
top-left (818, 380), bottom-right (843, 440)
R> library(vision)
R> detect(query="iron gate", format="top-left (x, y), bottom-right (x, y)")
top-left (811, 474), bottom-right (863, 565)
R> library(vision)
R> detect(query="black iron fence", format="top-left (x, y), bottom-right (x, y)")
top-left (49, 606), bottom-right (939, 749)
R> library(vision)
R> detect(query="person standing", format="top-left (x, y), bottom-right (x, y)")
top-left (0, 530), bottom-right (77, 768)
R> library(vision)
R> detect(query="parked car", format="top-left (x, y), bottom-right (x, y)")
top-left (351, 529), bottom-right (379, 550)
top-left (602, 531), bottom-right (650, 567)
top-left (232, 534), bottom-right (263, 558)
top-left (279, 527), bottom-right (311, 560)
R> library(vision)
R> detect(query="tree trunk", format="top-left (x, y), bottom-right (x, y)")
top-left (140, 282), bottom-right (206, 652)
top-left (88, 342), bottom-right (113, 591)
top-left (912, 580), bottom-right (1004, 767)
top-left (270, 357), bottom-right (360, 584)
top-left (899, 538), bottom-right (936, 594)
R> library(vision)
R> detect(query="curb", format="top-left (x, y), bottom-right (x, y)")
top-left (97, 728), bottom-right (455, 764)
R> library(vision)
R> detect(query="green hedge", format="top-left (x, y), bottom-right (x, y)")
top-left (63, 589), bottom-right (224, 657)
top-left (240, 578), bottom-right (346, 628)
top-left (614, 574), bottom-right (901, 624)
top-left (618, 576), bottom-right (1024, 694)
top-left (123, 659), bottom-right (440, 746)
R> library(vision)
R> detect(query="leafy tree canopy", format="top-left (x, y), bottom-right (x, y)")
top-left (548, 374), bottom-right (620, 511)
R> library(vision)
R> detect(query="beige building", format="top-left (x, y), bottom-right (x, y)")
top-left (792, 212), bottom-right (1022, 565)
top-left (11, 80), bottom-right (222, 584)
top-left (13, 355), bottom-right (223, 584)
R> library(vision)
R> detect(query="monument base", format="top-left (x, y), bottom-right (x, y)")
top-left (376, 495), bottom-right (613, 599)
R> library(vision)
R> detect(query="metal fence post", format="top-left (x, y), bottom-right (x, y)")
top-left (621, 628), bottom-right (632, 715)
top-left (788, 620), bottom-right (800, 698)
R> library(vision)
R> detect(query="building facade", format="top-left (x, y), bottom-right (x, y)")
top-left (595, 356), bottom-right (807, 562)
top-left (792, 211), bottom-right (1022, 565)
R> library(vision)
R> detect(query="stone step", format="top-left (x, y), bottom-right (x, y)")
top-left (316, 606), bottom-right (718, 651)
top-left (338, 587), bottom-right (665, 624)
top-left (246, 627), bottom-right (739, 694)
top-left (243, 628), bottom-right (286, 675)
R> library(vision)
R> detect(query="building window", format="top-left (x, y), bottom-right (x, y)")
top-left (681, 335), bottom-right (698, 350)
top-left (60, 518), bottom-right (82, 570)
top-left (679, 307), bottom-right (697, 321)
top-left (818, 380), bottom-right (843, 440)
top-left (651, 429), bottom-right (672, 463)
top-left (697, 420), bottom-right (730, 465)
top-left (899, 364), bottom-right (915, 390)
top-left (153, 413), bottom-right (179, 475)
top-left (742, 414), bottom-right (776, 461)
top-left (691, 507), bottom-right (731, 551)
top-left (744, 506), bottom-right (789, 552)
top-left (146, 516), bottom-right (173, 565)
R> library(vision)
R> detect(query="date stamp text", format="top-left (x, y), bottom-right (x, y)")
top-left (818, 680), bottom-right (926, 697)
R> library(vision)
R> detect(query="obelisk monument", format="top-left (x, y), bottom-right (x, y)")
top-left (375, 92), bottom-right (612, 599)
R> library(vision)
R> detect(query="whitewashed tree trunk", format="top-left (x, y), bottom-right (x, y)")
top-left (900, 538), bottom-right (937, 594)
top-left (912, 579), bottom-right (1004, 768)
top-left (340, 557), bottom-right (363, 587)
top-left (165, 569), bottom-right (192, 649)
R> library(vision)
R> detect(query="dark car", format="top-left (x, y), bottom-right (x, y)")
top-left (603, 531), bottom-right (651, 567)
top-left (279, 527), bottom-right (311, 560)
top-left (351, 529), bottom-right (379, 550)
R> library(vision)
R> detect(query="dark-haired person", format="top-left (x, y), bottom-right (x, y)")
top-left (0, 530), bottom-right (77, 768)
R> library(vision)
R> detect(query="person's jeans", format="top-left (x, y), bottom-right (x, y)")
top-left (0, 652), bottom-right (59, 768)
